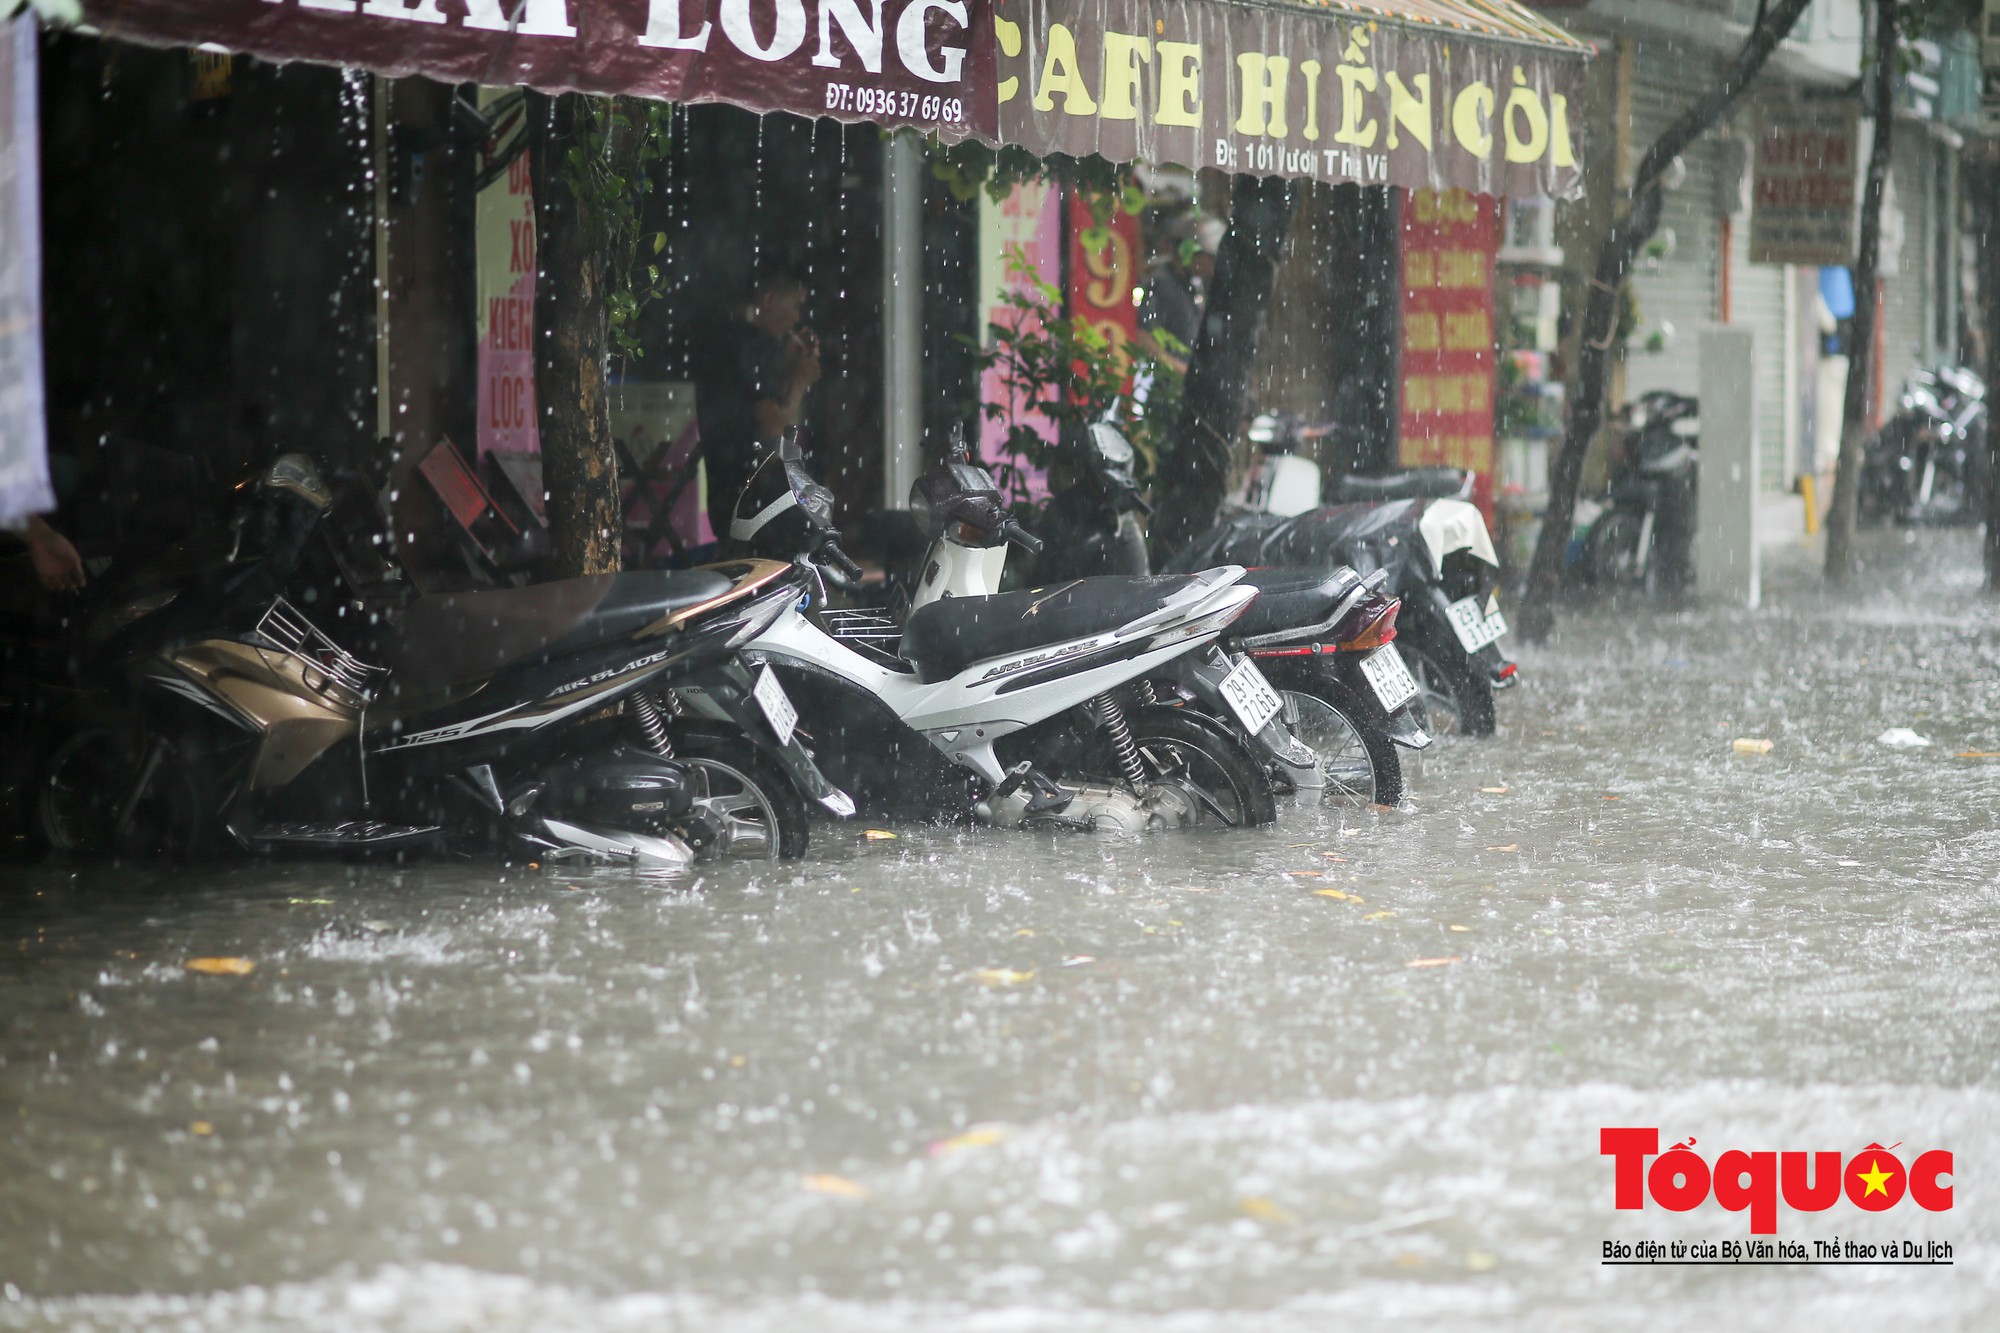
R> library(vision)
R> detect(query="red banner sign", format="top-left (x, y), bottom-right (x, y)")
top-left (1397, 186), bottom-right (1497, 516)
top-left (78, 0), bottom-right (998, 141)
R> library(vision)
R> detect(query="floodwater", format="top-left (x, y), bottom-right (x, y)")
top-left (3, 530), bottom-right (1997, 1331)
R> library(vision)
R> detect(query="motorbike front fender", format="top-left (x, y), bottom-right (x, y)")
top-left (1151, 648), bottom-right (1317, 772)
top-left (673, 658), bottom-right (856, 818)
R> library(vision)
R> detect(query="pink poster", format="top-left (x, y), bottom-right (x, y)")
top-left (977, 180), bottom-right (1065, 502)
top-left (476, 150), bottom-right (537, 456)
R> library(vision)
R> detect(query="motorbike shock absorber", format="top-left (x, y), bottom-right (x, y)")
top-left (630, 692), bottom-right (675, 758)
top-left (1092, 692), bottom-right (1146, 789)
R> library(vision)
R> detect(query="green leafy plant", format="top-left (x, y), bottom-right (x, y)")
top-left (964, 248), bottom-right (1184, 504)
top-left (549, 95), bottom-right (675, 364)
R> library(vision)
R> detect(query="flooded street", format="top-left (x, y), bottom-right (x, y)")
top-left (3, 532), bottom-right (1997, 1331)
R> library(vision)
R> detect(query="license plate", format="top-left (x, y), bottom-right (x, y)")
top-left (752, 665), bottom-right (798, 747)
top-left (1446, 595), bottom-right (1508, 652)
top-left (1218, 657), bottom-right (1284, 735)
top-left (1359, 645), bottom-right (1420, 711)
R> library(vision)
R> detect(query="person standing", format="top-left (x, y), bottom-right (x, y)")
top-left (693, 263), bottom-right (821, 541)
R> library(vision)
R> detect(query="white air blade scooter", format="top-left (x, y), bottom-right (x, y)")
top-left (721, 443), bottom-right (1279, 831)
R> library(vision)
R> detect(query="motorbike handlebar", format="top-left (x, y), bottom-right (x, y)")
top-left (816, 537), bottom-right (866, 584)
top-left (999, 520), bottom-right (1045, 555)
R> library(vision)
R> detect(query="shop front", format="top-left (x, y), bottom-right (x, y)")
top-left (31, 0), bottom-right (1589, 575)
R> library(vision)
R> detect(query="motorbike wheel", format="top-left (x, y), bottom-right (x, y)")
top-left (38, 728), bottom-right (204, 859)
top-left (1586, 510), bottom-right (1649, 590)
top-left (667, 735), bottom-right (809, 861)
top-left (1394, 616), bottom-right (1497, 739)
top-left (1279, 689), bottom-right (1403, 808)
top-left (1124, 706), bottom-right (1277, 829)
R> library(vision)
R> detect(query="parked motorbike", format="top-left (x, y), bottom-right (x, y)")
top-left (34, 454), bottom-right (847, 865)
top-left (1160, 412), bottom-right (1514, 738)
top-left (1578, 390), bottom-right (1699, 596)
top-left (1024, 423), bottom-right (1431, 806)
top-left (723, 438), bottom-right (1283, 832)
top-left (1860, 365), bottom-right (1989, 527)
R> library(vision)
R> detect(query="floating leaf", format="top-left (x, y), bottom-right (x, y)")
top-left (1955, 751), bottom-right (2000, 759)
top-left (1322, 853), bottom-right (1348, 863)
top-left (1314, 889), bottom-right (1353, 901)
top-left (1364, 911), bottom-right (1395, 921)
top-left (1480, 786), bottom-right (1509, 794)
top-left (1600, 795), bottom-right (1622, 802)
top-left (1485, 843), bottom-right (1518, 853)
top-left (1061, 955), bottom-right (1095, 967)
top-left (1449, 925), bottom-right (1472, 933)
top-left (184, 958), bottom-right (255, 977)
top-left (863, 829), bottom-right (899, 841)
top-left (1013, 929), bottom-right (1036, 938)
top-left (1407, 956), bottom-right (1464, 968)
top-left (929, 1125), bottom-right (1008, 1157)
top-left (801, 1174), bottom-right (869, 1199)
top-left (1731, 737), bottom-right (1774, 754)
top-left (974, 967), bottom-right (1035, 988)
top-left (189, 1121), bottom-right (214, 1136)
top-left (1287, 870), bottom-right (1323, 879)
top-left (1239, 1196), bottom-right (1298, 1225)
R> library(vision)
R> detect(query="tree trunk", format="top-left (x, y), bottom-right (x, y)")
top-left (1980, 154), bottom-right (2000, 593)
top-left (1824, 0), bottom-right (1898, 584)
top-left (528, 91), bottom-right (624, 580)
top-left (1517, 0), bottom-right (1816, 641)
top-left (1149, 175), bottom-right (1295, 557)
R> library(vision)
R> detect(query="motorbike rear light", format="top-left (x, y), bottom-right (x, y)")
top-left (1496, 662), bottom-right (1517, 681)
top-left (1334, 599), bottom-right (1401, 653)
top-left (1250, 645), bottom-right (1317, 658)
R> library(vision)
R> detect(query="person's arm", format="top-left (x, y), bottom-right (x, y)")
top-left (23, 516), bottom-right (86, 592)
top-left (751, 329), bottom-right (822, 441)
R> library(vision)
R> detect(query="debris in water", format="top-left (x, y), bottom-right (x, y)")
top-left (928, 1125), bottom-right (1008, 1156)
top-left (1314, 888), bottom-right (1356, 901)
top-left (1364, 911), bottom-right (1395, 921)
top-left (1954, 751), bottom-right (2000, 759)
top-left (1731, 738), bottom-right (1774, 754)
top-left (1061, 955), bottom-right (1095, 967)
top-left (1480, 786), bottom-right (1509, 794)
top-left (974, 967), bottom-right (1034, 987)
top-left (1485, 843), bottom-right (1519, 853)
top-left (1287, 870), bottom-right (1323, 879)
top-left (1406, 956), bottom-right (1463, 968)
top-left (863, 829), bottom-right (898, 840)
top-left (1449, 925), bottom-right (1472, 933)
top-left (189, 1121), bottom-right (213, 1136)
top-left (1239, 1196), bottom-right (1298, 1225)
top-left (1877, 728), bottom-right (1932, 749)
top-left (800, 1174), bottom-right (869, 1199)
top-left (184, 958), bottom-right (255, 977)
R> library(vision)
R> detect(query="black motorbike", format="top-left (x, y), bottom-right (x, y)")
top-left (1024, 424), bottom-right (1433, 806)
top-left (1579, 390), bottom-right (1699, 596)
top-left (1860, 365), bottom-right (1989, 527)
top-left (22, 453), bottom-right (847, 864)
top-left (1158, 416), bottom-right (1514, 738)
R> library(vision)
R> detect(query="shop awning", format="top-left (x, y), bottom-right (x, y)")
top-left (72, 0), bottom-right (1589, 198)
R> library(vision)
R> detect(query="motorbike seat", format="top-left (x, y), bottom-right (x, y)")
top-left (1326, 469), bottom-right (1466, 502)
top-left (376, 569), bottom-right (735, 714)
top-left (898, 575), bottom-right (1194, 684)
top-left (1232, 566), bottom-right (1362, 640)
